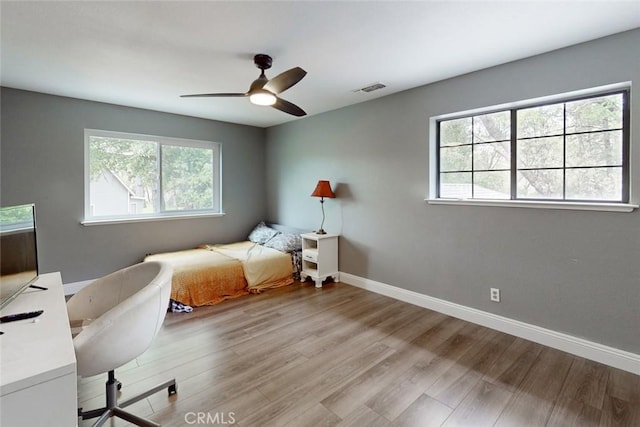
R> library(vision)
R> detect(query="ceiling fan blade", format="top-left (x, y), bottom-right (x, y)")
top-left (180, 93), bottom-right (247, 98)
top-left (249, 73), bottom-right (269, 92)
top-left (263, 67), bottom-right (307, 94)
top-left (272, 97), bottom-right (306, 117)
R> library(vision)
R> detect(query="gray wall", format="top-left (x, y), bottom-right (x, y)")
top-left (265, 29), bottom-right (640, 354)
top-left (1, 88), bottom-right (266, 283)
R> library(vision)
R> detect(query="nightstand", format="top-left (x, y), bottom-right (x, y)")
top-left (300, 233), bottom-right (339, 288)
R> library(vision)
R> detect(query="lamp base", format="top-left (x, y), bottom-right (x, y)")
top-left (315, 229), bottom-right (327, 235)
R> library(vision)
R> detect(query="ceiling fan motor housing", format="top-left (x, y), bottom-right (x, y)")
top-left (254, 54), bottom-right (273, 70)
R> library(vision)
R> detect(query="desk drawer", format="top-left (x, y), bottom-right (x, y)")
top-left (302, 250), bottom-right (318, 262)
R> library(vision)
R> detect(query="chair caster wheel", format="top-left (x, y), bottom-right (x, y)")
top-left (168, 383), bottom-right (177, 396)
top-left (117, 381), bottom-right (122, 391)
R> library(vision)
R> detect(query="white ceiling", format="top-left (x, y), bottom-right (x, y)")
top-left (1, 1), bottom-right (639, 128)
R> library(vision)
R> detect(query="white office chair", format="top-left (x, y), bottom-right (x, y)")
top-left (67, 261), bottom-right (177, 427)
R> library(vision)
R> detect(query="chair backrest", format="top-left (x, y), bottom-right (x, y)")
top-left (67, 261), bottom-right (173, 377)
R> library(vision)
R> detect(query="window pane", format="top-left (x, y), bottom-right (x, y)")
top-left (162, 145), bottom-right (214, 211)
top-left (473, 111), bottom-right (510, 143)
top-left (440, 172), bottom-right (472, 198)
top-left (517, 169), bottom-right (563, 199)
top-left (474, 141), bottom-right (510, 170)
top-left (566, 131), bottom-right (622, 167)
top-left (517, 104), bottom-right (564, 138)
top-left (86, 130), bottom-right (221, 221)
top-left (440, 118), bottom-right (471, 147)
top-left (566, 167), bottom-right (622, 201)
top-left (434, 89), bottom-right (628, 204)
top-left (89, 136), bottom-right (157, 217)
top-left (440, 145), bottom-right (471, 172)
top-left (566, 94), bottom-right (623, 134)
top-left (474, 171), bottom-right (510, 199)
top-left (517, 136), bottom-right (563, 169)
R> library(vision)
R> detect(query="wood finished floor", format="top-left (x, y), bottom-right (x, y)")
top-left (78, 281), bottom-right (640, 427)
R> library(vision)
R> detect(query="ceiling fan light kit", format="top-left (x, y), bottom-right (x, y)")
top-left (249, 89), bottom-right (276, 106)
top-left (181, 54), bottom-right (307, 116)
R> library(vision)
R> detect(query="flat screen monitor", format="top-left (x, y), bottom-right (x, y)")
top-left (0, 203), bottom-right (39, 310)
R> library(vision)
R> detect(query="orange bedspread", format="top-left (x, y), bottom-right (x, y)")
top-left (144, 249), bottom-right (248, 306)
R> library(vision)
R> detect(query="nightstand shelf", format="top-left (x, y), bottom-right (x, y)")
top-left (300, 233), bottom-right (339, 288)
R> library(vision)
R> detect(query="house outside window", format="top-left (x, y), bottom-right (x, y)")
top-left (84, 129), bottom-right (222, 223)
top-left (432, 85), bottom-right (631, 209)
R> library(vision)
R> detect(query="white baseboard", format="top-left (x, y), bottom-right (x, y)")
top-left (63, 279), bottom-right (93, 296)
top-left (340, 272), bottom-right (640, 375)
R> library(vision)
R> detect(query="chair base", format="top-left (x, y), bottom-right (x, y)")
top-left (79, 370), bottom-right (177, 427)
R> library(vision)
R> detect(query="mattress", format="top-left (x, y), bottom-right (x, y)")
top-left (145, 241), bottom-right (294, 307)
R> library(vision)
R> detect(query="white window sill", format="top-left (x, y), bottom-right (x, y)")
top-left (425, 199), bottom-right (637, 213)
top-left (82, 212), bottom-right (225, 226)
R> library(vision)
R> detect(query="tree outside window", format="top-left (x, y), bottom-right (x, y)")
top-left (437, 91), bottom-right (627, 203)
top-left (85, 130), bottom-right (221, 220)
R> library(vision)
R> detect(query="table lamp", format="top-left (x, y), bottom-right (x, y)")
top-left (311, 180), bottom-right (336, 235)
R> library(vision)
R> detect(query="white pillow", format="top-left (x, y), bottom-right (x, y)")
top-left (248, 222), bottom-right (280, 245)
top-left (264, 233), bottom-right (302, 252)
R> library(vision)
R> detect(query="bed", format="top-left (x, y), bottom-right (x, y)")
top-left (143, 222), bottom-right (304, 307)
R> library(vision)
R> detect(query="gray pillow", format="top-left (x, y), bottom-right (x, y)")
top-left (248, 222), bottom-right (280, 245)
top-left (264, 232), bottom-right (302, 253)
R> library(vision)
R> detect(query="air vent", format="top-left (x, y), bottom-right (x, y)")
top-left (353, 82), bottom-right (387, 93)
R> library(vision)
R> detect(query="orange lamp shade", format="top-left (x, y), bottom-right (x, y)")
top-left (310, 180), bottom-right (336, 199)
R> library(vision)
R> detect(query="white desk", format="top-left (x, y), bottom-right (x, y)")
top-left (0, 272), bottom-right (77, 426)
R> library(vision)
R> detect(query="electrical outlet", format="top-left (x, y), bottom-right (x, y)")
top-left (490, 288), bottom-right (500, 302)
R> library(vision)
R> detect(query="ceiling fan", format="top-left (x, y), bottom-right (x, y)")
top-left (181, 54), bottom-right (307, 117)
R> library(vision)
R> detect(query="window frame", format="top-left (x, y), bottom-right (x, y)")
top-left (83, 129), bottom-right (223, 225)
top-left (428, 83), bottom-right (637, 212)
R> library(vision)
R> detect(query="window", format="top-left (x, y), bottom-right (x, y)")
top-left (84, 129), bottom-right (221, 223)
top-left (434, 87), bottom-right (630, 208)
